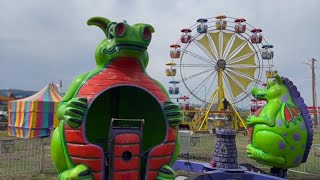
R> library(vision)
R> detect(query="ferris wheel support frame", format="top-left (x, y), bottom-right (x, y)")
top-left (195, 88), bottom-right (218, 130)
top-left (192, 69), bottom-right (248, 131)
top-left (217, 68), bottom-right (224, 111)
top-left (223, 87), bottom-right (248, 130)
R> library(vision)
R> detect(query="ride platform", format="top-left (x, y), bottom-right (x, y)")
top-left (173, 160), bottom-right (286, 180)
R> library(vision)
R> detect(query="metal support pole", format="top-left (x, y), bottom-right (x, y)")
top-left (217, 69), bottom-right (225, 111)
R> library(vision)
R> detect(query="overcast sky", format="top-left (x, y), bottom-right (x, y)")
top-left (1, 0), bottom-right (320, 106)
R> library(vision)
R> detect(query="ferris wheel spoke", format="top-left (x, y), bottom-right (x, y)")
top-left (224, 70), bottom-right (251, 98)
top-left (222, 73), bottom-right (235, 101)
top-left (226, 81), bottom-right (252, 103)
top-left (225, 42), bottom-right (248, 62)
top-left (225, 71), bottom-right (253, 96)
top-left (227, 65), bottom-right (260, 68)
top-left (206, 33), bottom-right (220, 60)
top-left (205, 70), bottom-right (218, 101)
top-left (180, 48), bottom-right (216, 65)
top-left (226, 72), bottom-right (252, 92)
top-left (219, 31), bottom-right (234, 59)
top-left (187, 69), bottom-right (217, 101)
top-left (219, 32), bottom-right (223, 58)
top-left (194, 33), bottom-right (219, 61)
top-left (227, 52), bottom-right (255, 65)
top-left (228, 64), bottom-right (271, 69)
top-left (221, 32), bottom-right (235, 60)
top-left (182, 67), bottom-right (214, 82)
top-left (225, 34), bottom-right (248, 62)
top-left (193, 40), bottom-right (218, 63)
top-left (175, 64), bottom-right (215, 68)
top-left (226, 68), bottom-right (259, 85)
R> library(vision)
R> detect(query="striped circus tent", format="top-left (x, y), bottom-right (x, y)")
top-left (7, 83), bottom-right (62, 138)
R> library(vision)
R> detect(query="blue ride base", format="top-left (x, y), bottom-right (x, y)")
top-left (173, 160), bottom-right (286, 180)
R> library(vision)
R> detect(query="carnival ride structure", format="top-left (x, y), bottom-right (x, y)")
top-left (51, 17), bottom-right (182, 180)
top-left (166, 15), bottom-right (277, 131)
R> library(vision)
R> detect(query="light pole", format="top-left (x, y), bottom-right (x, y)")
top-left (303, 58), bottom-right (318, 127)
top-left (312, 58), bottom-right (318, 127)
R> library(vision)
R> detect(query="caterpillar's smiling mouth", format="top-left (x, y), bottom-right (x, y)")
top-left (116, 43), bottom-right (147, 51)
top-left (253, 93), bottom-right (266, 100)
top-left (103, 43), bottom-right (147, 55)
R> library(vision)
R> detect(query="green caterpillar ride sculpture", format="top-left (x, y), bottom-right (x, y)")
top-left (51, 17), bottom-right (182, 180)
top-left (246, 74), bottom-right (313, 172)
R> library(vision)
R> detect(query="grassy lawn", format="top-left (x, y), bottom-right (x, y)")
top-left (0, 131), bottom-right (15, 140)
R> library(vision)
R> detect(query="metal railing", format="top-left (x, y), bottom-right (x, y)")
top-left (0, 134), bottom-right (319, 177)
top-left (0, 137), bottom-right (53, 176)
top-left (178, 134), bottom-right (320, 176)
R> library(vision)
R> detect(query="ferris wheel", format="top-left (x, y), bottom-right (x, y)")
top-left (166, 15), bottom-right (276, 111)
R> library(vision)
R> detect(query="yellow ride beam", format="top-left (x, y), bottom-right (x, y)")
top-left (198, 89), bottom-right (219, 130)
top-left (217, 69), bottom-right (225, 111)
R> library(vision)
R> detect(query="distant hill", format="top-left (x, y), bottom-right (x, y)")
top-left (0, 89), bottom-right (37, 98)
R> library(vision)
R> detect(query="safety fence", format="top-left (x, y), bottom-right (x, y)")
top-left (0, 134), bottom-right (319, 177)
top-left (179, 134), bottom-right (320, 177)
top-left (0, 137), bottom-right (53, 177)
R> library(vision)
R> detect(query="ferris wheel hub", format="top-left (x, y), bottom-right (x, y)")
top-left (217, 59), bottom-right (226, 70)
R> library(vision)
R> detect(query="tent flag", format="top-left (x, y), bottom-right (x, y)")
top-left (7, 83), bottom-right (62, 138)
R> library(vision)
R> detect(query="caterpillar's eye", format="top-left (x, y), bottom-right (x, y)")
top-left (115, 23), bottom-right (126, 37)
top-left (142, 27), bottom-right (152, 41)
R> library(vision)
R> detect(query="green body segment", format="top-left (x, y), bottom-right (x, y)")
top-left (247, 75), bottom-right (308, 168)
top-left (51, 17), bottom-right (181, 180)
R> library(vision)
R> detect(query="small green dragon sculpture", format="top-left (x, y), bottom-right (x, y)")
top-left (246, 74), bottom-right (313, 168)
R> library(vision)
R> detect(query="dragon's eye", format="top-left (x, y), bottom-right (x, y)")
top-left (142, 26), bottom-right (152, 41)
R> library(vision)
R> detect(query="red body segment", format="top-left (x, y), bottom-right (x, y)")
top-left (64, 58), bottom-right (177, 180)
